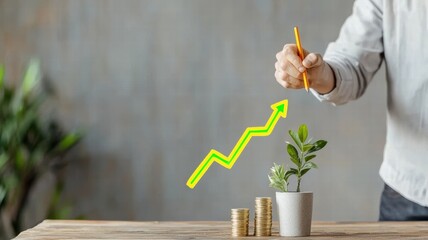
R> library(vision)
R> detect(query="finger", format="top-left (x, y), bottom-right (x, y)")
top-left (275, 51), bottom-right (284, 61)
top-left (275, 61), bottom-right (302, 79)
top-left (275, 61), bottom-right (281, 71)
top-left (275, 70), bottom-right (305, 89)
top-left (302, 53), bottom-right (323, 68)
top-left (285, 75), bottom-right (305, 88)
top-left (279, 44), bottom-right (297, 61)
top-left (282, 44), bottom-right (306, 73)
top-left (284, 54), bottom-right (305, 74)
top-left (275, 71), bottom-right (288, 88)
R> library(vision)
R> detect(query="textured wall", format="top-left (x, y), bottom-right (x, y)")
top-left (0, 0), bottom-right (387, 224)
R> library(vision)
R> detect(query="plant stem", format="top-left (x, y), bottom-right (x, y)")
top-left (297, 145), bottom-right (305, 192)
top-left (11, 171), bottom-right (37, 235)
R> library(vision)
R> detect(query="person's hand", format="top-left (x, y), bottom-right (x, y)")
top-left (274, 44), bottom-right (335, 94)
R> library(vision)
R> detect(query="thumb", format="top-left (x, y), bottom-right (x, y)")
top-left (302, 53), bottom-right (323, 69)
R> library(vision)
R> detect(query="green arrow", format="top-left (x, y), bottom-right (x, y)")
top-left (186, 99), bottom-right (288, 189)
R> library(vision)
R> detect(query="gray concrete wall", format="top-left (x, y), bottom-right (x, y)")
top-left (0, 0), bottom-right (386, 223)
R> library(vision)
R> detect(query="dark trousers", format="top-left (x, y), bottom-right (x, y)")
top-left (379, 184), bottom-right (428, 221)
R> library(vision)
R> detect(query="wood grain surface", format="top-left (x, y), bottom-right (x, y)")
top-left (14, 220), bottom-right (428, 239)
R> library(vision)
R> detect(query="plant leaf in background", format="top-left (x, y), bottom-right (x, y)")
top-left (0, 185), bottom-right (6, 206)
top-left (0, 64), bottom-right (4, 88)
top-left (46, 182), bottom-right (72, 220)
top-left (22, 59), bottom-right (41, 97)
top-left (0, 154), bottom-right (7, 171)
top-left (0, 61), bottom-right (82, 238)
top-left (54, 133), bottom-right (82, 153)
top-left (14, 147), bottom-right (27, 175)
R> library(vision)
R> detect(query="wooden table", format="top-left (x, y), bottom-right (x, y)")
top-left (14, 220), bottom-right (428, 239)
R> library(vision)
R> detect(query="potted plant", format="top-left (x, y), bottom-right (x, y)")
top-left (268, 124), bottom-right (327, 237)
top-left (0, 61), bottom-right (82, 239)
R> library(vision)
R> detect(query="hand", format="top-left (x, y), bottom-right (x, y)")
top-left (274, 44), bottom-right (335, 94)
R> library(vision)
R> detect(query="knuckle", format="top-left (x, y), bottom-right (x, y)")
top-left (281, 72), bottom-right (288, 80)
top-left (303, 58), bottom-right (312, 66)
top-left (283, 45), bottom-right (293, 54)
top-left (283, 44), bottom-right (292, 51)
top-left (283, 81), bottom-right (289, 88)
top-left (275, 70), bottom-right (285, 80)
top-left (279, 61), bottom-right (287, 70)
top-left (291, 57), bottom-right (300, 66)
top-left (275, 61), bottom-right (282, 70)
top-left (309, 53), bottom-right (317, 60)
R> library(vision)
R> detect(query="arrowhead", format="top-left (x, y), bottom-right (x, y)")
top-left (271, 99), bottom-right (288, 118)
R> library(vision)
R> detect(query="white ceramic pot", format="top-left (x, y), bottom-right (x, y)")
top-left (276, 191), bottom-right (313, 237)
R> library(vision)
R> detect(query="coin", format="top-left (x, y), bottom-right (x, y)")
top-left (231, 208), bottom-right (250, 237)
top-left (254, 197), bottom-right (272, 236)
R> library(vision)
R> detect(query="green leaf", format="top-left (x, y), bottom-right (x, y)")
top-left (0, 64), bottom-right (4, 89)
top-left (303, 144), bottom-right (314, 152)
top-left (0, 153), bottom-right (8, 170)
top-left (18, 107), bottom-right (38, 133)
top-left (272, 163), bottom-right (285, 178)
top-left (22, 59), bottom-right (41, 96)
top-left (0, 185), bottom-right (6, 206)
top-left (300, 162), bottom-right (318, 177)
top-left (289, 168), bottom-right (298, 175)
top-left (54, 133), bottom-right (81, 152)
top-left (288, 130), bottom-right (302, 150)
top-left (268, 163), bottom-right (290, 192)
top-left (287, 144), bottom-right (299, 160)
top-left (290, 157), bottom-right (300, 168)
top-left (287, 144), bottom-right (300, 167)
top-left (1, 120), bottom-right (17, 143)
top-left (15, 147), bottom-right (27, 173)
top-left (308, 140), bottom-right (327, 153)
top-left (29, 147), bottom-right (45, 165)
top-left (303, 161), bottom-right (318, 169)
top-left (301, 168), bottom-right (311, 176)
top-left (305, 154), bottom-right (316, 162)
top-left (269, 177), bottom-right (287, 192)
top-left (284, 169), bottom-right (295, 181)
top-left (298, 124), bottom-right (308, 143)
top-left (4, 174), bottom-right (18, 191)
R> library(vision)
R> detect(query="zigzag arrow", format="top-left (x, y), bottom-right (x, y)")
top-left (186, 99), bottom-right (288, 189)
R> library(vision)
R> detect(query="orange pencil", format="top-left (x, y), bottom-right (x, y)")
top-left (293, 26), bottom-right (309, 92)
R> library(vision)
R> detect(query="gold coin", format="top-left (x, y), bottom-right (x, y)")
top-left (253, 197), bottom-right (272, 236)
top-left (230, 208), bottom-right (250, 237)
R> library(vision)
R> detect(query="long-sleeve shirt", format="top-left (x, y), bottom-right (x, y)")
top-left (311, 0), bottom-right (428, 206)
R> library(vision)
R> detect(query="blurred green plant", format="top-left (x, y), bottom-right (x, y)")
top-left (0, 60), bottom-right (81, 239)
top-left (269, 124), bottom-right (327, 192)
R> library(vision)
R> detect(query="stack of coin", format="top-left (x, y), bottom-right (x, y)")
top-left (231, 208), bottom-right (249, 237)
top-left (254, 197), bottom-right (272, 236)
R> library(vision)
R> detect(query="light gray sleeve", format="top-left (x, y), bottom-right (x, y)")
top-left (311, 0), bottom-right (384, 105)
